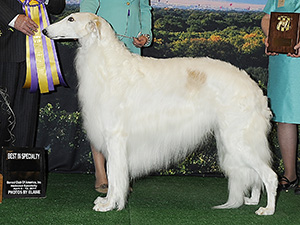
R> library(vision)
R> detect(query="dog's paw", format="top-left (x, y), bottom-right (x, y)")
top-left (255, 207), bottom-right (275, 216)
top-left (244, 197), bottom-right (259, 205)
top-left (213, 201), bottom-right (242, 209)
top-left (94, 196), bottom-right (107, 205)
top-left (93, 202), bottom-right (115, 212)
top-left (213, 203), bottom-right (228, 209)
top-left (93, 197), bottom-right (115, 212)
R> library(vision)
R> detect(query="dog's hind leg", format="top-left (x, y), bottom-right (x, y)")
top-left (93, 133), bottom-right (129, 212)
top-left (244, 185), bottom-right (261, 205)
top-left (253, 165), bottom-right (278, 215)
top-left (213, 172), bottom-right (245, 209)
top-left (241, 116), bottom-right (278, 215)
top-left (213, 131), bottom-right (245, 209)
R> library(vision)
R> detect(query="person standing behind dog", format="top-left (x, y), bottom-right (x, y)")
top-left (261, 0), bottom-right (300, 195)
top-left (0, 0), bottom-right (65, 148)
top-left (80, 0), bottom-right (152, 193)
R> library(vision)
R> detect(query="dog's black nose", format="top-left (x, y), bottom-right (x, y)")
top-left (42, 29), bottom-right (48, 36)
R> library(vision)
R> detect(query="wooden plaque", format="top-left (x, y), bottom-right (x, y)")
top-left (267, 12), bottom-right (300, 54)
top-left (1, 147), bottom-right (46, 199)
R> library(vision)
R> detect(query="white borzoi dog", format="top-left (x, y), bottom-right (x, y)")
top-left (43, 13), bottom-right (278, 215)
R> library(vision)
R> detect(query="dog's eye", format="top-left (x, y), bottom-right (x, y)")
top-left (68, 17), bottom-right (75, 22)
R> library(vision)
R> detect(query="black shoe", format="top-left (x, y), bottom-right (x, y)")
top-left (278, 176), bottom-right (298, 192)
top-left (295, 185), bottom-right (300, 195)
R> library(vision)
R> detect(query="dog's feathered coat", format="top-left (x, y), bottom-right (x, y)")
top-left (43, 13), bottom-right (278, 215)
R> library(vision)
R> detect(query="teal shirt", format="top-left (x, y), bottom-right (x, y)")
top-left (80, 0), bottom-right (152, 55)
top-left (264, 0), bottom-right (300, 123)
top-left (264, 0), bottom-right (300, 13)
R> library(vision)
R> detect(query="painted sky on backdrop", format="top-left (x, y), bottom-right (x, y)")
top-left (221, 0), bottom-right (267, 4)
top-left (151, 0), bottom-right (267, 11)
top-left (70, 0), bottom-right (268, 11)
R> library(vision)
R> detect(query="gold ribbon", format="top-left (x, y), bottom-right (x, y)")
top-left (20, 0), bottom-right (66, 93)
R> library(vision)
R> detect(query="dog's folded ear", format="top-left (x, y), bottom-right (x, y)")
top-left (85, 19), bottom-right (101, 38)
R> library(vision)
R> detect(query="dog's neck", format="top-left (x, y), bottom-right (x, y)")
top-left (76, 22), bottom-right (136, 78)
top-left (79, 22), bottom-right (132, 60)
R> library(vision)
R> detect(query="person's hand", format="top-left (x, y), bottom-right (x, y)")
top-left (133, 35), bottom-right (148, 48)
top-left (264, 37), bottom-right (278, 56)
top-left (287, 42), bottom-right (300, 58)
top-left (14, 14), bottom-right (38, 36)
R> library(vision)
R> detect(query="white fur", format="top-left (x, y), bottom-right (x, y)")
top-left (44, 13), bottom-right (278, 215)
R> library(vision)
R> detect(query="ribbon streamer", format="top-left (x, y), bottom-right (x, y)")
top-left (20, 0), bottom-right (66, 93)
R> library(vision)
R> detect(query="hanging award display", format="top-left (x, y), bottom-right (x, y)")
top-left (19, 0), bottom-right (67, 93)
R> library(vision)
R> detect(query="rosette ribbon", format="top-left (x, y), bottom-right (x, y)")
top-left (19, 0), bottom-right (66, 93)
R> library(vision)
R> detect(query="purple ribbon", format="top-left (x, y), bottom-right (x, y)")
top-left (19, 0), bottom-right (45, 7)
top-left (39, 4), bottom-right (54, 91)
top-left (21, 0), bottom-right (66, 93)
top-left (23, 3), bottom-right (39, 92)
top-left (42, 5), bottom-right (66, 87)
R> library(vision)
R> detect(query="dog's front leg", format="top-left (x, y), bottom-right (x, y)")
top-left (93, 132), bottom-right (129, 212)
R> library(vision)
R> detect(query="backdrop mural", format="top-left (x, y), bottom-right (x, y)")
top-left (36, 0), bottom-right (299, 177)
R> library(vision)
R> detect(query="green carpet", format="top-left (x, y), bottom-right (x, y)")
top-left (0, 173), bottom-right (299, 225)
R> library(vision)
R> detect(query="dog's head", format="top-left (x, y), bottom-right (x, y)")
top-left (42, 12), bottom-right (103, 40)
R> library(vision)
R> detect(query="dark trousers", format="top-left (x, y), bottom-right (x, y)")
top-left (0, 61), bottom-right (39, 148)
